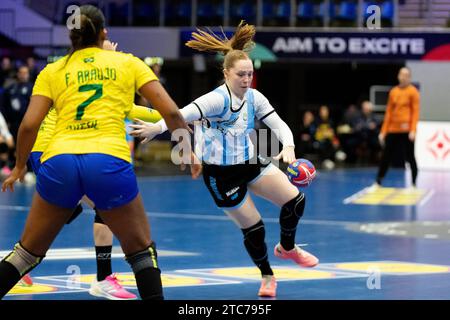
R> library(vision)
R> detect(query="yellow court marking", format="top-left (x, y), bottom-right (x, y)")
top-left (211, 267), bottom-right (334, 280)
top-left (335, 262), bottom-right (450, 274)
top-left (9, 283), bottom-right (57, 294)
top-left (71, 273), bottom-right (204, 287)
top-left (161, 275), bottom-right (205, 286)
top-left (10, 261), bottom-right (450, 296)
top-left (345, 187), bottom-right (427, 206)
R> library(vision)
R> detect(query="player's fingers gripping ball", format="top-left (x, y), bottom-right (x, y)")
top-left (287, 159), bottom-right (316, 187)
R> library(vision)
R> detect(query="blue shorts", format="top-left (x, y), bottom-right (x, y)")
top-left (36, 153), bottom-right (139, 210)
top-left (29, 151), bottom-right (43, 175)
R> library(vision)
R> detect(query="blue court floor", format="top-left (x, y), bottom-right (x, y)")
top-left (1, 167), bottom-right (450, 300)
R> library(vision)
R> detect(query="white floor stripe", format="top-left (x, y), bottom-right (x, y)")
top-left (0, 205), bottom-right (357, 227)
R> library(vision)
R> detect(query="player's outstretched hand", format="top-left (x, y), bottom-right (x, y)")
top-left (2, 166), bottom-right (27, 192)
top-left (129, 119), bottom-right (162, 144)
top-left (274, 146), bottom-right (296, 164)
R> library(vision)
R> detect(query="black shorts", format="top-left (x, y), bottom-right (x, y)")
top-left (202, 155), bottom-right (272, 208)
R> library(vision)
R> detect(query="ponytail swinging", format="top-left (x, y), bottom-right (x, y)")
top-left (186, 21), bottom-right (256, 70)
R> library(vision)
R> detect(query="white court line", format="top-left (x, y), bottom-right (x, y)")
top-left (148, 212), bottom-right (357, 227)
top-left (39, 273), bottom-right (241, 285)
top-left (0, 247), bottom-right (197, 260)
top-left (175, 265), bottom-right (369, 282)
top-left (419, 189), bottom-right (435, 207)
top-left (0, 205), bottom-right (357, 228)
top-left (0, 205), bottom-right (29, 212)
top-left (343, 187), bottom-right (371, 204)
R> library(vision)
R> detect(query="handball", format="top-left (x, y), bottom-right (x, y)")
top-left (286, 159), bottom-right (316, 188)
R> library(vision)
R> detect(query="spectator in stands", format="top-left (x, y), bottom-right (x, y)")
top-left (145, 57), bottom-right (165, 85)
top-left (138, 57), bottom-right (166, 106)
top-left (342, 104), bottom-right (361, 129)
top-left (0, 111), bottom-right (14, 177)
top-left (338, 104), bottom-right (362, 164)
top-left (0, 57), bottom-right (16, 88)
top-left (297, 110), bottom-right (317, 156)
top-left (26, 56), bottom-right (40, 83)
top-left (2, 65), bottom-right (33, 179)
top-left (315, 105), bottom-right (339, 169)
top-left (354, 100), bottom-right (381, 163)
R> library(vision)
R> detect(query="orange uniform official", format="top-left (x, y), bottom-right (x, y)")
top-left (381, 84), bottom-right (420, 135)
top-left (375, 67), bottom-right (419, 187)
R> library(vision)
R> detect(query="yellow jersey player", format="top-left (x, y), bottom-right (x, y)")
top-left (27, 103), bottom-right (162, 300)
top-left (0, 4), bottom-right (195, 300)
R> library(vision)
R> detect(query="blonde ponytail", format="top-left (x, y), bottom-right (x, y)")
top-left (228, 21), bottom-right (256, 52)
top-left (186, 21), bottom-right (256, 70)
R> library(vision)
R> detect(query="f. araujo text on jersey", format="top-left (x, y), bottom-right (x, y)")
top-left (32, 47), bottom-right (158, 163)
top-left (193, 84), bottom-right (274, 165)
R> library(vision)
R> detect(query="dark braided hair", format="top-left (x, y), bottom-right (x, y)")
top-left (69, 5), bottom-right (105, 50)
top-left (62, 5), bottom-right (105, 68)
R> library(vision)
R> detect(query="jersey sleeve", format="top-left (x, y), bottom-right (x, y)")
top-left (252, 89), bottom-right (275, 120)
top-left (192, 91), bottom-right (225, 118)
top-left (127, 104), bottom-right (162, 123)
top-left (128, 55), bottom-right (159, 91)
top-left (32, 65), bottom-right (53, 100)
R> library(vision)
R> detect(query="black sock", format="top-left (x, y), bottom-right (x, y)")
top-left (95, 245), bottom-right (112, 281)
top-left (134, 267), bottom-right (164, 300)
top-left (0, 261), bottom-right (21, 299)
top-left (257, 260), bottom-right (273, 276)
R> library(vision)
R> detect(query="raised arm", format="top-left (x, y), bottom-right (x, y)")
top-left (129, 103), bottom-right (202, 143)
top-left (126, 104), bottom-right (162, 123)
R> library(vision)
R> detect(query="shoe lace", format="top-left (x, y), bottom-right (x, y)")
top-left (107, 273), bottom-right (124, 290)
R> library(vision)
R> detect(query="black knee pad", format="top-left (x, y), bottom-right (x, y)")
top-left (66, 204), bottom-right (83, 225)
top-left (94, 209), bottom-right (105, 225)
top-left (280, 192), bottom-right (305, 230)
top-left (126, 242), bottom-right (159, 273)
top-left (242, 220), bottom-right (267, 261)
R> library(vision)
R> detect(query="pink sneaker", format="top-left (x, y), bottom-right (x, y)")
top-left (274, 243), bottom-right (319, 267)
top-left (19, 273), bottom-right (33, 286)
top-left (258, 275), bottom-right (277, 297)
top-left (1, 166), bottom-right (11, 176)
top-left (89, 274), bottom-right (137, 300)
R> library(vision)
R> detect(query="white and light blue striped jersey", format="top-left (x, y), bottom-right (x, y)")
top-left (192, 84), bottom-right (275, 165)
